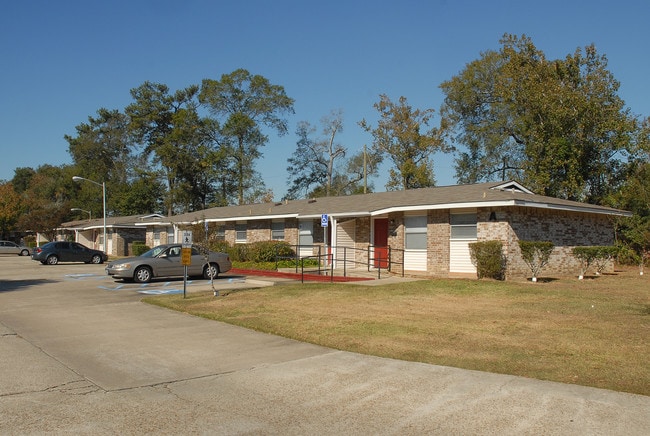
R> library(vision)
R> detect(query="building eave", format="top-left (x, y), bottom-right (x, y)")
top-left (205, 213), bottom-right (300, 223)
top-left (512, 200), bottom-right (633, 217)
top-left (370, 199), bottom-right (631, 217)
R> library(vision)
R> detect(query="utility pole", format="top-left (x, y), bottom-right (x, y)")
top-left (363, 144), bottom-right (367, 194)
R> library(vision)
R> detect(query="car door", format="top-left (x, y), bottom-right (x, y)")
top-left (156, 246), bottom-right (184, 277)
top-left (55, 242), bottom-right (72, 261)
top-left (0, 242), bottom-right (10, 255)
top-left (70, 243), bottom-right (89, 262)
top-left (188, 247), bottom-right (206, 276)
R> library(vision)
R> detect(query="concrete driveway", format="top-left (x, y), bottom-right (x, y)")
top-left (0, 256), bottom-right (648, 435)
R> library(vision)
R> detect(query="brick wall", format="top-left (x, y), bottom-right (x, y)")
top-left (428, 210), bottom-right (451, 276)
top-left (384, 207), bottom-right (615, 279)
top-left (218, 219), bottom-right (302, 247)
top-left (248, 220), bottom-right (270, 243)
top-left (479, 207), bottom-right (616, 278)
top-left (114, 228), bottom-right (146, 256)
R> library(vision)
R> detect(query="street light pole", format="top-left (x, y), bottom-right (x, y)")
top-left (72, 176), bottom-right (107, 254)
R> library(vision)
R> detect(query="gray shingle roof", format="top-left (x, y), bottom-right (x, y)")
top-left (60, 213), bottom-right (165, 230)
top-left (162, 181), bottom-right (630, 224)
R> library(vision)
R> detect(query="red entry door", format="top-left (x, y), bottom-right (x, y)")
top-left (373, 218), bottom-right (389, 268)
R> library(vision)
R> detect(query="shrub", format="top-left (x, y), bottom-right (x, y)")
top-left (572, 246), bottom-right (617, 279)
top-left (132, 241), bottom-right (150, 256)
top-left (249, 241), bottom-right (295, 263)
top-left (518, 240), bottom-right (554, 282)
top-left (219, 241), bottom-right (296, 264)
top-left (469, 240), bottom-right (505, 280)
top-left (209, 240), bottom-right (231, 255)
top-left (593, 246), bottom-right (619, 275)
top-left (228, 244), bottom-right (250, 262)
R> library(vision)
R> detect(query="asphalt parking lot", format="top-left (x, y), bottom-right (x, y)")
top-left (1, 255), bottom-right (649, 435)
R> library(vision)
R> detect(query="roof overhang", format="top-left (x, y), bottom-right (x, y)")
top-left (370, 200), bottom-right (631, 217)
top-left (205, 213), bottom-right (299, 223)
top-left (511, 200), bottom-right (632, 217)
top-left (135, 221), bottom-right (175, 226)
top-left (299, 212), bottom-right (371, 219)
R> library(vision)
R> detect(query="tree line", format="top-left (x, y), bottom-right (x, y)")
top-left (1, 34), bottom-right (649, 256)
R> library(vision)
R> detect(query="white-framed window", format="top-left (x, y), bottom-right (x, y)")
top-left (404, 215), bottom-right (427, 250)
top-left (235, 222), bottom-right (247, 243)
top-left (271, 220), bottom-right (285, 240)
top-left (215, 225), bottom-right (225, 241)
top-left (450, 213), bottom-right (477, 239)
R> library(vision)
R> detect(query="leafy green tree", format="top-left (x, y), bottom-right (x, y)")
top-left (65, 108), bottom-right (134, 216)
top-left (199, 69), bottom-right (295, 204)
top-left (360, 95), bottom-right (445, 190)
top-left (11, 167), bottom-right (36, 194)
top-left (16, 165), bottom-right (75, 241)
top-left (126, 82), bottom-right (222, 214)
top-left (66, 109), bottom-right (132, 184)
top-left (440, 34), bottom-right (642, 203)
top-left (110, 169), bottom-right (165, 215)
top-left (609, 154), bottom-right (650, 266)
top-left (0, 182), bottom-right (23, 238)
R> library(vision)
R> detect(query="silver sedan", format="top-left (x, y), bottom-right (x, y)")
top-left (106, 244), bottom-right (232, 283)
top-left (0, 240), bottom-right (31, 256)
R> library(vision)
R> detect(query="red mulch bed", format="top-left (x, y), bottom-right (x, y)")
top-left (229, 268), bottom-right (373, 283)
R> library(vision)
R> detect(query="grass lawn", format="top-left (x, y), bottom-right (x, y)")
top-left (143, 267), bottom-right (650, 396)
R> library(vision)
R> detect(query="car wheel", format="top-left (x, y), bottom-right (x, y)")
top-left (20, 249), bottom-right (29, 256)
top-left (46, 255), bottom-right (59, 265)
top-left (134, 266), bottom-right (152, 283)
top-left (91, 254), bottom-right (103, 264)
top-left (203, 263), bottom-right (220, 280)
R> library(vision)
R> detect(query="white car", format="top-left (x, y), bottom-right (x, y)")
top-left (0, 240), bottom-right (31, 256)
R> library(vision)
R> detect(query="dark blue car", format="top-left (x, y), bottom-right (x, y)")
top-left (32, 241), bottom-right (107, 265)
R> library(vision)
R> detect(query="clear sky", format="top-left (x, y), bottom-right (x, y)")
top-left (1, 0), bottom-right (648, 200)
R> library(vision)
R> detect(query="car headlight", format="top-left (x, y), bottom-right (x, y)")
top-left (111, 263), bottom-right (131, 270)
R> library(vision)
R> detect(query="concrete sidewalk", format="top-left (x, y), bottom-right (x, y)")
top-left (1, 261), bottom-right (648, 434)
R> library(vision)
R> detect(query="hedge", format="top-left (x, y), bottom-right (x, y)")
top-left (214, 241), bottom-right (296, 263)
top-left (469, 240), bottom-right (505, 280)
top-left (132, 241), bottom-right (150, 256)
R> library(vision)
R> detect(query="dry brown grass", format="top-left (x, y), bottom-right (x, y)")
top-left (144, 267), bottom-right (650, 396)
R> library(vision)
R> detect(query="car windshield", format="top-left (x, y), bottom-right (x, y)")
top-left (140, 246), bottom-right (170, 258)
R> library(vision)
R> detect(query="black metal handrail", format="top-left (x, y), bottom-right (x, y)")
top-left (278, 244), bottom-right (405, 282)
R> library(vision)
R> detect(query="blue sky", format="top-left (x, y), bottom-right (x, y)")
top-left (1, 0), bottom-right (649, 200)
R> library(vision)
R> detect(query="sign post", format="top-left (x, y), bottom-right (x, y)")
top-left (181, 231), bottom-right (192, 298)
top-left (321, 214), bottom-right (329, 266)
